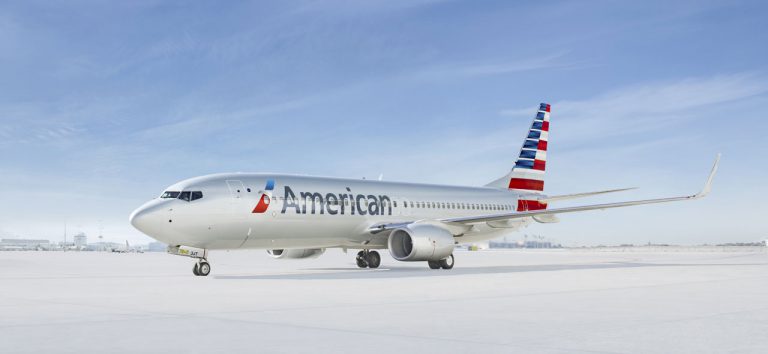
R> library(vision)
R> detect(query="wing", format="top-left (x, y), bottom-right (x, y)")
top-left (369, 154), bottom-right (720, 233)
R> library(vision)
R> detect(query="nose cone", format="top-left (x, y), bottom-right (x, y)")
top-left (129, 207), bottom-right (150, 234)
top-left (129, 199), bottom-right (167, 239)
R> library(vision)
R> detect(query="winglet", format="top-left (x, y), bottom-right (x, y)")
top-left (694, 154), bottom-right (721, 199)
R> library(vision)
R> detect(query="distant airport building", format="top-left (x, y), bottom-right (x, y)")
top-left (1, 238), bottom-right (50, 251)
top-left (74, 233), bottom-right (87, 249)
top-left (86, 242), bottom-right (121, 252)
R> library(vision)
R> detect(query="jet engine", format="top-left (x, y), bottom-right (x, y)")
top-left (387, 224), bottom-right (455, 262)
top-left (267, 248), bottom-right (325, 259)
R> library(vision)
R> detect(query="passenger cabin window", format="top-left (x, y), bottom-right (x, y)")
top-left (161, 191), bottom-right (180, 199)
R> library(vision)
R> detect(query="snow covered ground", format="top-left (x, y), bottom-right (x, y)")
top-left (1, 248), bottom-right (767, 354)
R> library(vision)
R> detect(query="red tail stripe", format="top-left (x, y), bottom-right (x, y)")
top-left (537, 140), bottom-right (548, 150)
top-left (533, 160), bottom-right (546, 171)
top-left (508, 178), bottom-right (544, 191)
top-left (517, 200), bottom-right (548, 211)
top-left (541, 121), bottom-right (549, 131)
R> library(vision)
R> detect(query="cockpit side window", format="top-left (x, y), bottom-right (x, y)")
top-left (161, 191), bottom-right (180, 199)
top-left (191, 191), bottom-right (203, 201)
top-left (179, 191), bottom-right (191, 201)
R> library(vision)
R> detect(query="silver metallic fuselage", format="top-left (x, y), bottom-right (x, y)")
top-left (129, 173), bottom-right (533, 250)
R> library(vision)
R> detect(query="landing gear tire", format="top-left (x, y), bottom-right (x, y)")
top-left (197, 261), bottom-right (211, 276)
top-left (193, 263), bottom-right (200, 276)
top-left (439, 254), bottom-right (454, 270)
top-left (356, 251), bottom-right (368, 268)
top-left (367, 251), bottom-right (381, 269)
top-left (427, 260), bottom-right (441, 269)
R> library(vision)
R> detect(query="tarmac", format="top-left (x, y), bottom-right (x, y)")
top-left (1, 248), bottom-right (767, 353)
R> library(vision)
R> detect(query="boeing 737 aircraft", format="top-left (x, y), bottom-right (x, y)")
top-left (130, 103), bottom-right (720, 276)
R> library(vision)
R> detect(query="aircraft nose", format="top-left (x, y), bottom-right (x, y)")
top-left (129, 200), bottom-right (166, 237)
top-left (129, 206), bottom-right (151, 234)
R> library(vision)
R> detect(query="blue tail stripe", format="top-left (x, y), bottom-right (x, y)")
top-left (523, 139), bottom-right (538, 149)
top-left (519, 149), bottom-right (537, 159)
top-left (515, 160), bottom-right (535, 169)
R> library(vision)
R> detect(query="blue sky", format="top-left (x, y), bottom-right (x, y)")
top-left (1, 0), bottom-right (766, 245)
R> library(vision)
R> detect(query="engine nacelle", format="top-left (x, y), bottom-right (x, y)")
top-left (388, 224), bottom-right (455, 262)
top-left (267, 248), bottom-right (325, 259)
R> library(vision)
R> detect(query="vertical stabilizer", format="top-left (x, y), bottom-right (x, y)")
top-left (486, 103), bottom-right (550, 194)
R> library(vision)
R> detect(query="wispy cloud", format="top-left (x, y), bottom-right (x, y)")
top-left (292, 0), bottom-right (454, 17)
top-left (0, 96), bottom-right (141, 146)
top-left (403, 52), bottom-right (572, 82)
top-left (502, 73), bottom-right (768, 144)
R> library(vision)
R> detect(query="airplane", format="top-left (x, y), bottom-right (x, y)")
top-left (129, 103), bottom-right (720, 276)
top-left (111, 240), bottom-right (143, 253)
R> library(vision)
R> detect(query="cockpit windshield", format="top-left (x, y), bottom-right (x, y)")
top-left (160, 190), bottom-right (204, 201)
top-left (161, 191), bottom-right (180, 198)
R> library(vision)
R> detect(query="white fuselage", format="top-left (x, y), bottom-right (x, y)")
top-left (129, 173), bottom-right (535, 250)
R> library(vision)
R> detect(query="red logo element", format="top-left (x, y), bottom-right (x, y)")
top-left (252, 194), bottom-right (271, 213)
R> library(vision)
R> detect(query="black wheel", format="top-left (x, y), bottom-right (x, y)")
top-left (367, 251), bottom-right (381, 268)
top-left (427, 260), bottom-right (441, 269)
top-left (439, 254), bottom-right (454, 270)
top-left (356, 251), bottom-right (368, 268)
top-left (192, 263), bottom-right (200, 276)
top-left (198, 261), bottom-right (211, 276)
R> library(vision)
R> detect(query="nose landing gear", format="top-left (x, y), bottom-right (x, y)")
top-left (167, 245), bottom-right (211, 277)
top-left (355, 250), bottom-right (381, 269)
top-left (193, 260), bottom-right (211, 276)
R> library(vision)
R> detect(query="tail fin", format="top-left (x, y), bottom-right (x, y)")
top-left (486, 102), bottom-right (550, 193)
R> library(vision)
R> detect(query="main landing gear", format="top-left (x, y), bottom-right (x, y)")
top-left (356, 250), bottom-right (381, 269)
top-left (192, 259), bottom-right (211, 276)
top-left (427, 254), bottom-right (454, 270)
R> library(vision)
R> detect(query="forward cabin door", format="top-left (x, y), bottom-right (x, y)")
top-left (226, 180), bottom-right (245, 199)
top-left (225, 180), bottom-right (250, 248)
